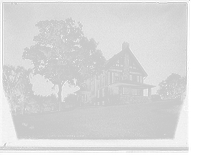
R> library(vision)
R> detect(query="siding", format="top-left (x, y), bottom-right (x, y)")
top-left (130, 71), bottom-right (142, 75)
top-left (108, 71), bottom-right (111, 85)
top-left (111, 72), bottom-right (114, 84)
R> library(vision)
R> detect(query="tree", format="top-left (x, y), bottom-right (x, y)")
top-left (3, 65), bottom-right (33, 113)
top-left (42, 94), bottom-right (58, 111)
top-left (23, 18), bottom-right (106, 109)
top-left (158, 80), bottom-right (167, 100)
top-left (26, 94), bottom-right (44, 113)
top-left (166, 73), bottom-right (181, 99)
top-left (15, 70), bottom-right (33, 115)
top-left (73, 37), bottom-right (106, 82)
top-left (23, 18), bottom-right (82, 111)
top-left (3, 65), bottom-right (17, 114)
top-left (157, 73), bottom-right (187, 100)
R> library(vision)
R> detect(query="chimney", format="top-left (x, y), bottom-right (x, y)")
top-left (122, 42), bottom-right (129, 50)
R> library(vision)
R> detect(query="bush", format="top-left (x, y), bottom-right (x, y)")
top-left (64, 94), bottom-right (78, 107)
top-left (151, 94), bottom-right (162, 102)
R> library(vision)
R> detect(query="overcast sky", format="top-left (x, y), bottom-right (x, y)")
top-left (3, 2), bottom-right (187, 96)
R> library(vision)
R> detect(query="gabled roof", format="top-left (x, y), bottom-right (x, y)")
top-left (105, 46), bottom-right (148, 77)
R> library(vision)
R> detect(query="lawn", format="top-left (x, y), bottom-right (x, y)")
top-left (12, 101), bottom-right (182, 139)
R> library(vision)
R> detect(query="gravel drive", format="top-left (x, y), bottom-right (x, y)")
top-left (13, 99), bottom-right (181, 139)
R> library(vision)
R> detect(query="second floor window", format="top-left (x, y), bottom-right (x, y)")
top-left (130, 74), bottom-right (137, 81)
top-left (113, 57), bottom-right (124, 68)
top-left (114, 72), bottom-right (120, 82)
top-left (129, 60), bottom-right (138, 70)
top-left (102, 88), bottom-right (105, 97)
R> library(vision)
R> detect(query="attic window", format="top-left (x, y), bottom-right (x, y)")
top-left (113, 57), bottom-right (123, 67)
top-left (129, 60), bottom-right (138, 70)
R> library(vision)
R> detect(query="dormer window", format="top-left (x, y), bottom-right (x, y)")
top-left (113, 57), bottom-right (124, 68)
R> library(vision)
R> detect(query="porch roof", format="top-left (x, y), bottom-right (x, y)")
top-left (108, 82), bottom-right (155, 89)
top-left (75, 88), bottom-right (90, 93)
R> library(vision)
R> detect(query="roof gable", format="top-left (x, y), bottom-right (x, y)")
top-left (105, 46), bottom-right (148, 76)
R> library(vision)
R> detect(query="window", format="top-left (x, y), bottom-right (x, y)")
top-left (113, 87), bottom-right (119, 94)
top-left (132, 89), bottom-right (137, 95)
top-left (114, 72), bottom-right (120, 82)
top-left (97, 80), bottom-right (100, 89)
top-left (129, 75), bottom-right (137, 81)
top-left (132, 75), bottom-right (137, 82)
top-left (140, 76), bottom-right (143, 83)
top-left (91, 81), bottom-right (94, 92)
top-left (113, 57), bottom-right (124, 68)
top-left (129, 60), bottom-right (133, 69)
top-left (102, 75), bottom-right (105, 87)
top-left (123, 87), bottom-right (131, 94)
top-left (119, 57), bottom-right (124, 67)
top-left (129, 60), bottom-right (138, 70)
top-left (102, 88), bottom-right (105, 97)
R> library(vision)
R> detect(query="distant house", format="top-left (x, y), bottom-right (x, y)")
top-left (77, 42), bottom-right (155, 105)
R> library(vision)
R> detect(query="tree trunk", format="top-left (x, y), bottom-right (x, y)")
top-left (57, 83), bottom-right (62, 110)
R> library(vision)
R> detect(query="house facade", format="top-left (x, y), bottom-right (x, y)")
top-left (77, 42), bottom-right (154, 105)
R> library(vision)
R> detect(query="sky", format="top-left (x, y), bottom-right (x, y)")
top-left (3, 2), bottom-right (187, 97)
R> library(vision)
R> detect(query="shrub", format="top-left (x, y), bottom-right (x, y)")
top-left (151, 94), bottom-right (162, 102)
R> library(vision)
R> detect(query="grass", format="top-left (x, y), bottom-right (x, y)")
top-left (12, 101), bottom-right (182, 140)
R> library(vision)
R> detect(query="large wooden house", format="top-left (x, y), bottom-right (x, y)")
top-left (77, 42), bottom-right (155, 105)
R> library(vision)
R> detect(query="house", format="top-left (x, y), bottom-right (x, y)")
top-left (77, 42), bottom-right (155, 105)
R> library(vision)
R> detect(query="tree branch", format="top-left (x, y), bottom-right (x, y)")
top-left (61, 79), bottom-right (67, 86)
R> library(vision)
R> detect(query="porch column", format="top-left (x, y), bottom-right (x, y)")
top-left (119, 86), bottom-right (122, 95)
top-left (148, 88), bottom-right (151, 99)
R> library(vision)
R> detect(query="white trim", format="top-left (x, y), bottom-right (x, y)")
top-left (111, 72), bottom-right (114, 84)
top-left (108, 68), bottom-right (123, 73)
top-left (108, 71), bottom-right (110, 85)
top-left (129, 71), bottom-right (142, 75)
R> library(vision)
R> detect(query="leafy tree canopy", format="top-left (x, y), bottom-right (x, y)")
top-left (23, 18), bottom-right (105, 86)
top-left (157, 73), bottom-right (187, 100)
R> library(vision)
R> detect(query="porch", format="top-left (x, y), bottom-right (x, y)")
top-left (75, 87), bottom-right (90, 106)
top-left (109, 82), bottom-right (154, 96)
top-left (108, 82), bottom-right (155, 104)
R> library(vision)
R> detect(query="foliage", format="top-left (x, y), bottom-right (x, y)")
top-left (3, 65), bottom-right (33, 113)
top-left (24, 94), bottom-right (58, 113)
top-left (23, 18), bottom-right (106, 103)
top-left (73, 37), bottom-right (106, 85)
top-left (42, 94), bottom-right (58, 111)
top-left (151, 94), bottom-right (162, 102)
top-left (64, 94), bottom-right (78, 106)
top-left (26, 94), bottom-right (44, 113)
top-left (157, 73), bottom-right (187, 100)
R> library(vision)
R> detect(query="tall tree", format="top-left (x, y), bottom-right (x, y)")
top-left (15, 69), bottom-right (33, 115)
top-left (23, 18), bottom-right (83, 111)
top-left (73, 37), bottom-right (106, 83)
top-left (3, 65), bottom-right (33, 113)
top-left (23, 18), bottom-right (105, 107)
top-left (157, 73), bottom-right (187, 100)
top-left (166, 73), bottom-right (181, 99)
